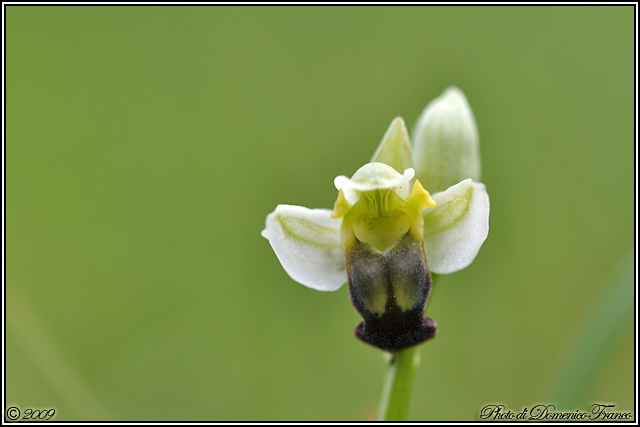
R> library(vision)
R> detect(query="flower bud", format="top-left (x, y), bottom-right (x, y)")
top-left (412, 87), bottom-right (481, 193)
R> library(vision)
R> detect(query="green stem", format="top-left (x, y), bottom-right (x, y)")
top-left (377, 346), bottom-right (420, 421)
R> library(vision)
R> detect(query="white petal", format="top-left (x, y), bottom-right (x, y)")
top-left (261, 205), bottom-right (347, 291)
top-left (334, 163), bottom-right (414, 204)
top-left (422, 179), bottom-right (489, 274)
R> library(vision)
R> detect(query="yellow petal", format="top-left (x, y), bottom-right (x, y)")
top-left (407, 179), bottom-right (436, 213)
top-left (330, 189), bottom-right (352, 220)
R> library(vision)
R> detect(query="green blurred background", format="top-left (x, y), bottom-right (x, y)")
top-left (7, 6), bottom-right (634, 421)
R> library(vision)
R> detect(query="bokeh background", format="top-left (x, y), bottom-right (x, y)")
top-left (7, 6), bottom-right (634, 421)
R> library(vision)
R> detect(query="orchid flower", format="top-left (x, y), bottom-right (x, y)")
top-left (262, 87), bottom-right (489, 353)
